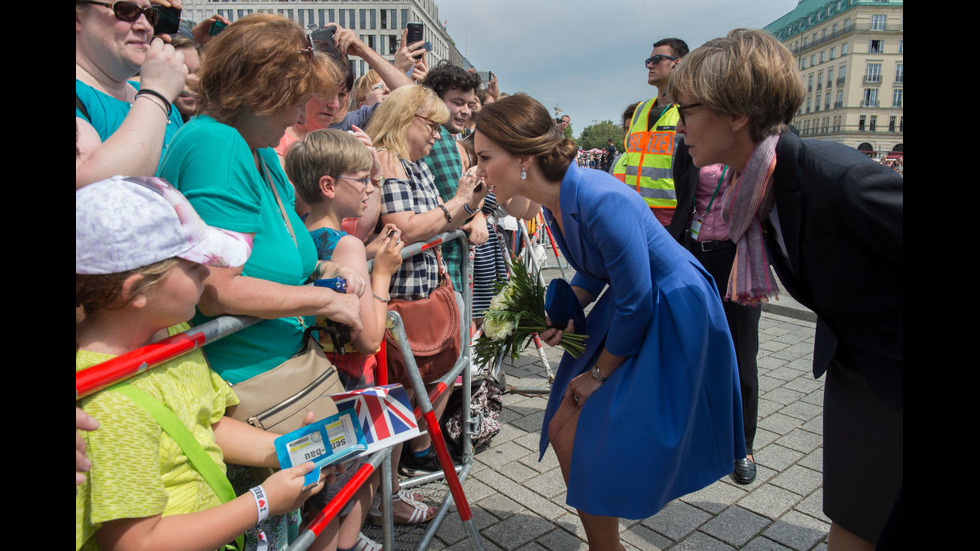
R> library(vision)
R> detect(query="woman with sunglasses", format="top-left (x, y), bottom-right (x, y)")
top-left (669, 29), bottom-right (903, 550)
top-left (75, 0), bottom-right (188, 188)
top-left (363, 84), bottom-right (488, 523)
top-left (156, 14), bottom-right (365, 550)
top-left (473, 93), bottom-right (745, 550)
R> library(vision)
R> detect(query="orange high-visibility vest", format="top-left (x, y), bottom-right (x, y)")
top-left (615, 99), bottom-right (679, 212)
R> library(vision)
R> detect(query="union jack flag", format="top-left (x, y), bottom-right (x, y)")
top-left (331, 384), bottom-right (420, 455)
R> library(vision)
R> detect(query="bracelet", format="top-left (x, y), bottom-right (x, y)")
top-left (249, 485), bottom-right (270, 524)
top-left (134, 93), bottom-right (170, 120)
top-left (135, 88), bottom-right (173, 117)
top-left (437, 203), bottom-right (452, 223)
top-left (463, 202), bottom-right (477, 216)
top-left (373, 292), bottom-right (391, 303)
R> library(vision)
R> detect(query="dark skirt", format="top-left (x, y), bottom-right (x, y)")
top-left (823, 359), bottom-right (903, 543)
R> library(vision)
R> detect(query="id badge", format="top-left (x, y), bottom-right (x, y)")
top-left (689, 216), bottom-right (703, 241)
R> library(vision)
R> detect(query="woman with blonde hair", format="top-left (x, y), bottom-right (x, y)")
top-left (365, 84), bottom-right (488, 518)
top-left (669, 29), bottom-right (903, 550)
top-left (473, 93), bottom-right (744, 550)
top-left (157, 13), bottom-right (364, 550)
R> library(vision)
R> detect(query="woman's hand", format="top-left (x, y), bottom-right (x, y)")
top-left (190, 13), bottom-right (231, 46)
top-left (539, 318), bottom-right (574, 347)
top-left (453, 168), bottom-right (489, 212)
top-left (564, 370), bottom-right (602, 408)
top-left (138, 38), bottom-right (188, 102)
top-left (373, 224), bottom-right (404, 277)
top-left (393, 28), bottom-right (427, 73)
top-left (332, 23), bottom-right (369, 58)
top-left (461, 214), bottom-right (489, 246)
top-left (410, 54), bottom-right (429, 83)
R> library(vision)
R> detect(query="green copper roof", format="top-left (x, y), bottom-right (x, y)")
top-left (765, 0), bottom-right (903, 40)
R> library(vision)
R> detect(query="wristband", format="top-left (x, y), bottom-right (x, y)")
top-left (249, 485), bottom-right (270, 524)
top-left (373, 292), bottom-right (391, 303)
top-left (134, 93), bottom-right (170, 120)
top-left (463, 202), bottom-right (477, 216)
top-left (437, 203), bottom-right (452, 223)
top-left (135, 88), bottom-right (173, 117)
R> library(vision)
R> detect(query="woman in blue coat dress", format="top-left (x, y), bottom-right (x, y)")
top-left (472, 94), bottom-right (744, 550)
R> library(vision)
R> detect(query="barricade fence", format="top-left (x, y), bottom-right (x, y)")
top-left (77, 230), bottom-right (485, 551)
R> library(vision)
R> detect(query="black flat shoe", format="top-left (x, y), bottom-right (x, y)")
top-left (731, 456), bottom-right (757, 485)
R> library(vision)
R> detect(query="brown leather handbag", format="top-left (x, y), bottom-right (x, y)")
top-left (383, 251), bottom-right (461, 386)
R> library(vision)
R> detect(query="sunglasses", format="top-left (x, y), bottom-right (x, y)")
top-left (80, 1), bottom-right (159, 25)
top-left (675, 102), bottom-right (703, 125)
top-left (644, 54), bottom-right (677, 67)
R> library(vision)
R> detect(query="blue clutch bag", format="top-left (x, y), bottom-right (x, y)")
top-left (545, 278), bottom-right (586, 333)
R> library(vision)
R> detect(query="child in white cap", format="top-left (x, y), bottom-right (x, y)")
top-left (76, 176), bottom-right (331, 551)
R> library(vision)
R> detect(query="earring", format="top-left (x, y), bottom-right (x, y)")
top-left (520, 167), bottom-right (526, 180)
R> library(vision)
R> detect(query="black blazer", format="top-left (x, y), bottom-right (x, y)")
top-left (672, 132), bottom-right (903, 411)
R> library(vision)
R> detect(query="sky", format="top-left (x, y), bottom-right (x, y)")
top-left (431, 0), bottom-right (799, 138)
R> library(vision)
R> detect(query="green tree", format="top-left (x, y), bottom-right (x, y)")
top-left (577, 120), bottom-right (624, 152)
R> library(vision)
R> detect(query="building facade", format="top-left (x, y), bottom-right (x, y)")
top-left (765, 0), bottom-right (903, 157)
top-left (180, 0), bottom-right (468, 80)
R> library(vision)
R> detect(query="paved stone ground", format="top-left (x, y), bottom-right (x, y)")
top-left (367, 258), bottom-right (830, 550)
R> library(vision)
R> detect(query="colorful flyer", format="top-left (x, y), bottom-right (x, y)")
top-left (274, 410), bottom-right (367, 487)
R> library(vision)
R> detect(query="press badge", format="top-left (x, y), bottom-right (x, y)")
top-left (274, 410), bottom-right (367, 487)
top-left (689, 217), bottom-right (703, 241)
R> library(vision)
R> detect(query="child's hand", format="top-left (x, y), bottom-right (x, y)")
top-left (374, 224), bottom-right (404, 277)
top-left (262, 462), bottom-right (327, 516)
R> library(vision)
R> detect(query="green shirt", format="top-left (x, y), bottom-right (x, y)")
top-left (422, 126), bottom-right (466, 291)
top-left (159, 115), bottom-right (319, 383)
top-left (75, 323), bottom-right (239, 551)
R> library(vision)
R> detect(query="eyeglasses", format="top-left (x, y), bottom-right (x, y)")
top-left (338, 175), bottom-right (372, 193)
top-left (644, 54), bottom-right (678, 67)
top-left (415, 115), bottom-right (441, 135)
top-left (675, 102), bottom-right (703, 126)
top-left (79, 1), bottom-right (160, 25)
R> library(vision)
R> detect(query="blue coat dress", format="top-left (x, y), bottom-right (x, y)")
top-left (539, 163), bottom-right (745, 519)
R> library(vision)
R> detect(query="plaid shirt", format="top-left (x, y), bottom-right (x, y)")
top-left (381, 158), bottom-right (444, 300)
top-left (423, 126), bottom-right (466, 291)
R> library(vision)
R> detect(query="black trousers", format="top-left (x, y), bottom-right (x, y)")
top-left (690, 241), bottom-right (761, 455)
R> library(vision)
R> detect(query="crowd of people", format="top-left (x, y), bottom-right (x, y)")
top-left (77, 3), bottom-right (902, 551)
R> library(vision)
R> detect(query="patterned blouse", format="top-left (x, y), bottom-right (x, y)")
top-left (380, 158), bottom-right (445, 300)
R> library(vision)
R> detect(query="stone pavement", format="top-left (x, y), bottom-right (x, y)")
top-left (371, 261), bottom-right (829, 550)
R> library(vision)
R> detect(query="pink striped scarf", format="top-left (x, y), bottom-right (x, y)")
top-left (721, 134), bottom-right (780, 305)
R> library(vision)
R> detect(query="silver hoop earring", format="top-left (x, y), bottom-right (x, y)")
top-left (520, 167), bottom-right (527, 180)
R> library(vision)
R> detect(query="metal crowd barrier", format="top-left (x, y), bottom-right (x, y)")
top-left (76, 230), bottom-right (484, 551)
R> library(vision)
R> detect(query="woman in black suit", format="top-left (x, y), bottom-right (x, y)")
top-left (668, 29), bottom-right (903, 550)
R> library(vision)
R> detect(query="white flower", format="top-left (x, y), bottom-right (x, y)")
top-left (490, 282), bottom-right (516, 311)
top-left (484, 316), bottom-right (515, 341)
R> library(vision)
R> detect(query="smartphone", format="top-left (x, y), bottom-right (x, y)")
top-left (406, 22), bottom-right (424, 59)
top-left (153, 5), bottom-right (181, 36)
top-left (406, 22), bottom-right (424, 44)
top-left (476, 71), bottom-right (491, 84)
top-left (208, 19), bottom-right (227, 37)
top-left (311, 26), bottom-right (336, 49)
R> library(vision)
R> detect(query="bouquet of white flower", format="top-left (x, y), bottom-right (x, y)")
top-left (472, 257), bottom-right (587, 369)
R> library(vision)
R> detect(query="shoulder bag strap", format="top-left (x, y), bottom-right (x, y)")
top-left (112, 383), bottom-right (245, 551)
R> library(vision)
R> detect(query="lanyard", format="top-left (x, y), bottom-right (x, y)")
top-left (703, 165), bottom-right (728, 216)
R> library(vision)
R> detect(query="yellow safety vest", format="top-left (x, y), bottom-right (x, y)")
top-left (615, 99), bottom-right (679, 213)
